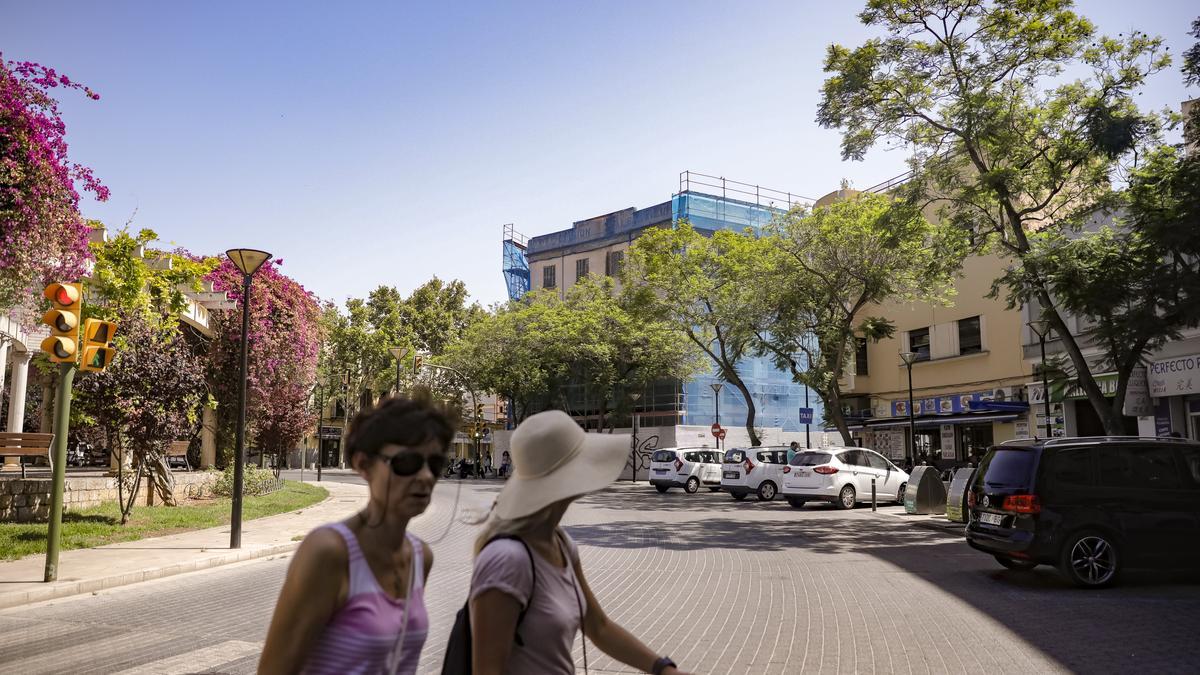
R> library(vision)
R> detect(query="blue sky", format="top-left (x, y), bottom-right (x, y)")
top-left (4, 1), bottom-right (1196, 307)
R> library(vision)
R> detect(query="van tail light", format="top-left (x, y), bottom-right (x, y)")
top-left (1001, 494), bottom-right (1041, 514)
top-left (743, 459), bottom-right (754, 474)
top-left (674, 459), bottom-right (683, 472)
top-left (967, 491), bottom-right (977, 508)
top-left (782, 466), bottom-right (791, 474)
top-left (813, 465), bottom-right (838, 475)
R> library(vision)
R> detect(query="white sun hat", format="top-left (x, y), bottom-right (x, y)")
top-left (494, 410), bottom-right (631, 519)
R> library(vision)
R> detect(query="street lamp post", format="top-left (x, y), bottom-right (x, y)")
top-left (804, 383), bottom-right (811, 448)
top-left (899, 351), bottom-right (918, 467)
top-left (709, 382), bottom-right (723, 451)
top-left (226, 248), bottom-right (272, 550)
top-left (313, 380), bottom-right (324, 482)
top-left (389, 347), bottom-right (410, 394)
top-left (1027, 320), bottom-right (1054, 438)
top-left (629, 391), bottom-right (642, 483)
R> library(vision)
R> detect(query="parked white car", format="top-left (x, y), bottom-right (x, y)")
top-left (721, 447), bottom-right (791, 501)
top-left (648, 447), bottom-right (723, 494)
top-left (780, 447), bottom-right (909, 509)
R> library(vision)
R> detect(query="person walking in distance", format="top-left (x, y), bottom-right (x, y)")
top-left (259, 391), bottom-right (457, 674)
top-left (466, 411), bottom-right (692, 675)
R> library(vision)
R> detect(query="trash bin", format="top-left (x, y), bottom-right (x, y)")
top-left (903, 466), bottom-right (948, 515)
top-left (945, 468), bottom-right (976, 523)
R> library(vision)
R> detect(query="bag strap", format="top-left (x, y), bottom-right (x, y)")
top-left (557, 531), bottom-right (588, 675)
top-left (482, 535), bottom-right (537, 645)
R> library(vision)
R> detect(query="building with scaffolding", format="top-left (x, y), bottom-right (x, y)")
top-left (500, 171), bottom-right (825, 441)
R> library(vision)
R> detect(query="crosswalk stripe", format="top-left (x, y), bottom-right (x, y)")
top-left (110, 639), bottom-right (262, 675)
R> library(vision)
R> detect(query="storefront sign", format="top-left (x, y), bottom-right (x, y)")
top-left (1154, 397), bottom-right (1173, 437)
top-left (1123, 367), bottom-right (1153, 417)
top-left (319, 426), bottom-right (341, 439)
top-left (1030, 375), bottom-right (1119, 404)
top-left (1149, 354), bottom-right (1200, 397)
top-left (1014, 419), bottom-right (1030, 438)
top-left (872, 429), bottom-right (905, 460)
top-left (891, 391), bottom-right (991, 417)
top-left (940, 424), bottom-right (956, 459)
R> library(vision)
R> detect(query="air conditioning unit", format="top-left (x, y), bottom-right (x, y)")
top-left (987, 386), bottom-right (1023, 402)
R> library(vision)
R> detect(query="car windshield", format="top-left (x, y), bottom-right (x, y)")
top-left (790, 452), bottom-right (831, 466)
top-left (724, 449), bottom-right (746, 463)
top-left (651, 450), bottom-right (676, 463)
top-left (979, 447), bottom-right (1038, 489)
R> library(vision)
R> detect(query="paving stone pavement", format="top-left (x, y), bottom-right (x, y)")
top-left (3, 479), bottom-right (1199, 674)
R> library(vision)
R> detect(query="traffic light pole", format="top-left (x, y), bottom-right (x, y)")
top-left (44, 363), bottom-right (77, 582)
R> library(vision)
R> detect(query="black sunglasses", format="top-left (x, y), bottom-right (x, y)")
top-left (385, 451), bottom-right (447, 477)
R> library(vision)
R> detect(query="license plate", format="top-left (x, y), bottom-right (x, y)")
top-left (724, 471), bottom-right (739, 479)
top-left (796, 469), bottom-right (809, 476)
top-left (980, 512), bottom-right (1004, 526)
top-left (654, 469), bottom-right (667, 474)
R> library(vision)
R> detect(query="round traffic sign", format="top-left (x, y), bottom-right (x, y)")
top-left (711, 423), bottom-right (722, 436)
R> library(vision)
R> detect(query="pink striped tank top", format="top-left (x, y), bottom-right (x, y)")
top-left (302, 523), bottom-right (428, 674)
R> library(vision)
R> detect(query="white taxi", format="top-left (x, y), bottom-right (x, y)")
top-left (648, 447), bottom-right (723, 494)
top-left (780, 447), bottom-right (909, 509)
top-left (720, 447), bottom-right (791, 501)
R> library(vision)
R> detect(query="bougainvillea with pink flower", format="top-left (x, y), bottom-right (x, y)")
top-left (206, 259), bottom-right (321, 463)
top-left (0, 55), bottom-right (108, 316)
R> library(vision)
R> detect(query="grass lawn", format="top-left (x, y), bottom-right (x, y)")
top-left (0, 481), bottom-right (327, 561)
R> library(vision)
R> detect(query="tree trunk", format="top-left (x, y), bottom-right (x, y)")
top-left (145, 450), bottom-right (177, 506)
top-left (825, 386), bottom-right (853, 445)
top-left (728, 375), bottom-right (761, 447)
top-left (1038, 291), bottom-right (1124, 434)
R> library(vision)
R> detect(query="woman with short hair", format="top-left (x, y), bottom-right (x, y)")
top-left (259, 391), bottom-right (456, 675)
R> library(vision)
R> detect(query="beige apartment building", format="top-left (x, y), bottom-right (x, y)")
top-left (816, 188), bottom-right (1035, 467)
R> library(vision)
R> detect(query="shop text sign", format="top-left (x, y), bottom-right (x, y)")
top-left (1149, 354), bottom-right (1200, 397)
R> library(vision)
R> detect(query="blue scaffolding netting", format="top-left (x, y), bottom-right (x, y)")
top-left (502, 223), bottom-right (530, 301)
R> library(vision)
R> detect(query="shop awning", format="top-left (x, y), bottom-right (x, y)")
top-left (863, 412), bottom-right (1020, 428)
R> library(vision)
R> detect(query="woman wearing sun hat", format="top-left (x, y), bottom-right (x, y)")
top-left (467, 410), bottom-right (691, 675)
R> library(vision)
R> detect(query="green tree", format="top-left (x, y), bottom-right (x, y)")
top-left (757, 194), bottom-right (965, 444)
top-left (818, 0), bottom-right (1172, 433)
top-left (401, 277), bottom-right (485, 357)
top-left (622, 223), bottom-right (767, 445)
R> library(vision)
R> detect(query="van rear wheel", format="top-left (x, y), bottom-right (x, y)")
top-left (1059, 530), bottom-right (1120, 588)
top-left (655, 485), bottom-right (669, 494)
top-left (731, 491), bottom-right (747, 501)
top-left (685, 477), bottom-right (700, 494)
top-left (757, 481), bottom-right (777, 501)
top-left (786, 497), bottom-right (806, 509)
top-left (836, 484), bottom-right (856, 510)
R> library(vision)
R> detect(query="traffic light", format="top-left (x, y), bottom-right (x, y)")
top-left (413, 355), bottom-right (423, 372)
top-left (80, 318), bottom-right (118, 372)
top-left (40, 283), bottom-right (82, 363)
top-left (475, 403), bottom-right (484, 419)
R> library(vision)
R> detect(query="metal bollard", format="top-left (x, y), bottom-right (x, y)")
top-left (871, 477), bottom-right (877, 512)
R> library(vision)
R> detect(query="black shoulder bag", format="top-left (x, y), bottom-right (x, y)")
top-left (441, 535), bottom-right (537, 675)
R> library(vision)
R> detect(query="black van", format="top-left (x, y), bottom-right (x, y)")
top-left (965, 437), bottom-right (1200, 588)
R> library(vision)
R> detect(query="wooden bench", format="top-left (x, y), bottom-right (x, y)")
top-left (165, 440), bottom-right (191, 471)
top-left (0, 432), bottom-right (55, 478)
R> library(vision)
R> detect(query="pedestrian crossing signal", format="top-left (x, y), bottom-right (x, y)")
top-left (80, 318), bottom-right (118, 372)
top-left (40, 283), bottom-right (82, 363)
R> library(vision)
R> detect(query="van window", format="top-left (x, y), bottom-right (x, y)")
top-left (684, 452), bottom-right (701, 463)
top-left (1098, 446), bottom-right (1181, 490)
top-left (757, 451), bottom-right (776, 463)
top-left (1049, 448), bottom-right (1092, 486)
top-left (703, 451), bottom-right (719, 463)
top-left (838, 450), bottom-right (864, 467)
top-left (724, 449), bottom-right (745, 463)
top-left (791, 452), bottom-right (832, 467)
top-left (1180, 448), bottom-right (1200, 486)
top-left (652, 450), bottom-right (676, 463)
top-left (864, 452), bottom-right (890, 470)
top-left (979, 447), bottom-right (1037, 489)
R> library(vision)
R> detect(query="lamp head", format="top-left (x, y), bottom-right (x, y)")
top-left (709, 382), bottom-right (724, 394)
top-left (226, 249), bottom-right (272, 276)
top-left (899, 351), bottom-right (917, 366)
top-left (1027, 319), bottom-right (1051, 339)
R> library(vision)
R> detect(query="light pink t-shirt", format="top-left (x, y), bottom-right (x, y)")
top-left (470, 531), bottom-right (588, 674)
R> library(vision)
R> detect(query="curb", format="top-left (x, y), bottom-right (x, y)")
top-left (873, 510), bottom-right (967, 535)
top-left (0, 541), bottom-right (301, 610)
top-left (0, 482), bottom-right (338, 611)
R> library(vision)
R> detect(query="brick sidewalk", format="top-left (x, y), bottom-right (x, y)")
top-left (0, 480), bottom-right (368, 609)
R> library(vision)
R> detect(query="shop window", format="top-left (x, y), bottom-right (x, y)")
top-left (575, 258), bottom-right (589, 281)
top-left (543, 265), bottom-right (556, 289)
top-left (909, 328), bottom-right (930, 361)
top-left (855, 337), bottom-right (869, 376)
top-left (958, 316), bottom-right (982, 355)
